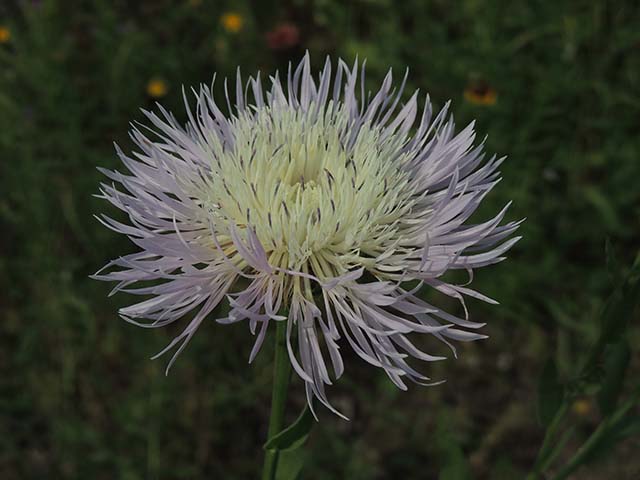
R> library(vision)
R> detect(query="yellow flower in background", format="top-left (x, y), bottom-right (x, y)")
top-left (464, 82), bottom-right (497, 106)
top-left (221, 12), bottom-right (243, 33)
top-left (572, 398), bottom-right (592, 417)
top-left (0, 26), bottom-right (11, 44)
top-left (147, 78), bottom-right (168, 98)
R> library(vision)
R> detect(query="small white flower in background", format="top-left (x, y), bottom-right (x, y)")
top-left (93, 54), bottom-right (522, 418)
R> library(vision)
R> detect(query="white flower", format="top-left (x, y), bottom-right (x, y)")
top-left (93, 54), bottom-right (522, 418)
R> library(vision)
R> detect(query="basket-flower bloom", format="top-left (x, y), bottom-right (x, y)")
top-left (93, 54), bottom-right (521, 417)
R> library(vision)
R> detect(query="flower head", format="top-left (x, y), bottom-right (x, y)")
top-left (265, 22), bottom-right (300, 50)
top-left (572, 398), bottom-right (592, 417)
top-left (221, 12), bottom-right (243, 34)
top-left (94, 54), bottom-right (521, 417)
top-left (464, 81), bottom-right (497, 106)
top-left (0, 26), bottom-right (11, 44)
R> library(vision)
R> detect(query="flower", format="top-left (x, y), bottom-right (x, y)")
top-left (221, 12), bottom-right (243, 33)
top-left (0, 26), bottom-right (11, 44)
top-left (572, 399), bottom-right (592, 417)
top-left (464, 82), bottom-right (497, 106)
top-left (94, 54), bottom-right (521, 417)
top-left (146, 78), bottom-right (168, 98)
top-left (265, 22), bottom-right (300, 50)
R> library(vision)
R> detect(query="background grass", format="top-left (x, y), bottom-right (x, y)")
top-left (1, 1), bottom-right (639, 479)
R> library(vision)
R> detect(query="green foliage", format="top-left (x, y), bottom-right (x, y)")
top-left (263, 405), bottom-right (314, 452)
top-left (263, 405), bottom-right (314, 480)
top-left (529, 255), bottom-right (640, 479)
top-left (537, 358), bottom-right (564, 427)
top-left (1, 0), bottom-right (639, 479)
top-left (597, 340), bottom-right (631, 416)
top-left (435, 413), bottom-right (473, 480)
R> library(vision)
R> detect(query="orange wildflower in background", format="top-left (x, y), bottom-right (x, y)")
top-left (221, 12), bottom-right (243, 33)
top-left (464, 82), bottom-right (497, 106)
top-left (147, 78), bottom-right (168, 98)
top-left (0, 26), bottom-right (11, 44)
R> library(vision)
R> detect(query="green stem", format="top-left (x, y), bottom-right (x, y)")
top-left (261, 318), bottom-right (292, 480)
top-left (550, 388), bottom-right (640, 480)
top-left (526, 402), bottom-right (568, 480)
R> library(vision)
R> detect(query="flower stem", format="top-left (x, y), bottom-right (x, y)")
top-left (261, 318), bottom-right (292, 480)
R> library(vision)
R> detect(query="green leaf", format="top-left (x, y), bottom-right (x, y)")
top-left (440, 455), bottom-right (473, 480)
top-left (263, 405), bottom-right (314, 480)
top-left (275, 448), bottom-right (309, 480)
top-left (604, 238), bottom-right (620, 284)
top-left (489, 456), bottom-right (525, 480)
top-left (597, 253), bottom-right (640, 345)
top-left (551, 387), bottom-right (640, 478)
top-left (435, 413), bottom-right (473, 480)
top-left (580, 252), bottom-right (640, 379)
top-left (583, 187), bottom-right (623, 233)
top-left (537, 357), bottom-right (564, 427)
top-left (263, 404), bottom-right (314, 451)
top-left (530, 403), bottom-right (569, 474)
top-left (539, 425), bottom-right (575, 472)
top-left (613, 415), bottom-right (640, 440)
top-left (597, 339), bottom-right (631, 416)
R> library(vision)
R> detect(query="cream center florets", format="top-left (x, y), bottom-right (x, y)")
top-left (200, 103), bottom-right (416, 279)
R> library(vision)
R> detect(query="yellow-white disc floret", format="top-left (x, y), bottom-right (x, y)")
top-left (201, 103), bottom-right (414, 282)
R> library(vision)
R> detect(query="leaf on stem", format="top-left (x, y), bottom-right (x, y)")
top-left (264, 404), bottom-right (314, 480)
top-left (597, 339), bottom-right (631, 416)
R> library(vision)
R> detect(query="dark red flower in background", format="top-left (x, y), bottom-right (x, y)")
top-left (265, 22), bottom-right (300, 50)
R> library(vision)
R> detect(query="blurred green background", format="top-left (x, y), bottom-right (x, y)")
top-left (1, 1), bottom-right (639, 479)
